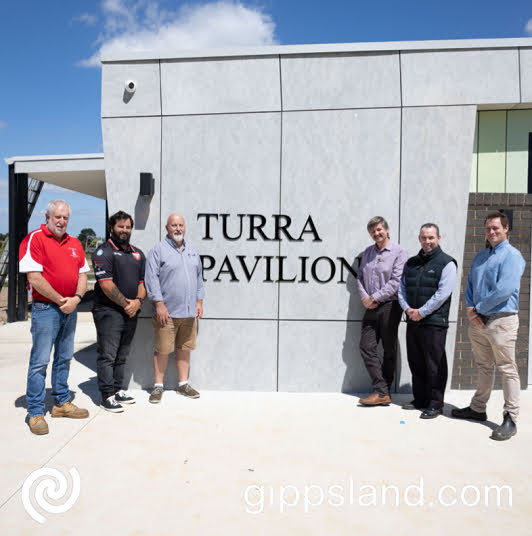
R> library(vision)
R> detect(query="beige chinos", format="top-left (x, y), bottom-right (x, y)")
top-left (468, 314), bottom-right (520, 421)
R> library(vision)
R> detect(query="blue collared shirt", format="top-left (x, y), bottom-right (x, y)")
top-left (466, 240), bottom-right (525, 315)
top-left (145, 237), bottom-right (205, 318)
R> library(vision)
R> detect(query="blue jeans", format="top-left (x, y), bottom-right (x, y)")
top-left (26, 302), bottom-right (77, 417)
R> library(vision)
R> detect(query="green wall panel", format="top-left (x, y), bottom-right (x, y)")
top-left (506, 110), bottom-right (532, 193)
top-left (477, 111), bottom-right (506, 192)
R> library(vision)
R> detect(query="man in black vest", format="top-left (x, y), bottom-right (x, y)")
top-left (398, 223), bottom-right (457, 419)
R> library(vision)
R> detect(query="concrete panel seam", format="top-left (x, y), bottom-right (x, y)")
top-left (277, 54), bottom-right (283, 391)
top-left (518, 48), bottom-right (522, 103)
top-left (159, 60), bottom-right (163, 239)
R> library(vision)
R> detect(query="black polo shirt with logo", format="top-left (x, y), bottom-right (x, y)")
top-left (91, 239), bottom-right (146, 311)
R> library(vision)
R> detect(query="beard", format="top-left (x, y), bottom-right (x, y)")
top-left (111, 230), bottom-right (130, 247)
top-left (173, 232), bottom-right (184, 243)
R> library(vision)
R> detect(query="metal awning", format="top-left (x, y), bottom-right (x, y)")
top-left (4, 153), bottom-right (106, 199)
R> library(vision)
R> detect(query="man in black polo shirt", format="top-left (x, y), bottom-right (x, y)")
top-left (91, 211), bottom-right (146, 412)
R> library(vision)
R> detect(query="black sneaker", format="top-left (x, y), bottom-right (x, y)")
top-left (100, 395), bottom-right (124, 413)
top-left (451, 406), bottom-right (487, 421)
top-left (115, 390), bottom-right (135, 404)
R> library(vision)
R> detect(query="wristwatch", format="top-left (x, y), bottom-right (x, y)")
top-left (136, 297), bottom-right (145, 305)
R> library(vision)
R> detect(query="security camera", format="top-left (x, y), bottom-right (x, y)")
top-left (125, 80), bottom-right (137, 94)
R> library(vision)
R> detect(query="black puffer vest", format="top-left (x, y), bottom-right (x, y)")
top-left (403, 246), bottom-right (456, 327)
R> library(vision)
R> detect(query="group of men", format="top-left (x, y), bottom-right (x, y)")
top-left (20, 201), bottom-right (203, 434)
top-left (19, 201), bottom-right (525, 442)
top-left (357, 213), bottom-right (524, 441)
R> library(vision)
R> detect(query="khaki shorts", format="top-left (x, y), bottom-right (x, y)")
top-left (152, 317), bottom-right (197, 353)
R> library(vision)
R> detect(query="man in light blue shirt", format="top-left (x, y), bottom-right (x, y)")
top-left (145, 214), bottom-right (204, 403)
top-left (452, 211), bottom-right (525, 441)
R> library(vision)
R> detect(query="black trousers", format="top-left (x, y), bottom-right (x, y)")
top-left (406, 324), bottom-right (448, 410)
top-left (92, 306), bottom-right (138, 399)
top-left (359, 301), bottom-right (403, 396)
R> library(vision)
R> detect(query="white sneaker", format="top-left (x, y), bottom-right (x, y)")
top-left (115, 390), bottom-right (135, 404)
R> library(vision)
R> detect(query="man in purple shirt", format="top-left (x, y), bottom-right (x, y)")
top-left (357, 216), bottom-right (408, 406)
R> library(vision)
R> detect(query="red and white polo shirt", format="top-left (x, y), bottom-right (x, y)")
top-left (19, 224), bottom-right (90, 302)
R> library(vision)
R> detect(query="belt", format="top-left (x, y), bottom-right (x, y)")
top-left (478, 312), bottom-right (517, 324)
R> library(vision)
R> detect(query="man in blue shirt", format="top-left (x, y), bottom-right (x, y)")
top-left (452, 211), bottom-right (525, 441)
top-left (145, 214), bottom-right (204, 403)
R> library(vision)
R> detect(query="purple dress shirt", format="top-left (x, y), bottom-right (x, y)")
top-left (357, 240), bottom-right (408, 303)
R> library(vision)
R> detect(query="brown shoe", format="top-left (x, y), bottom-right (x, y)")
top-left (29, 415), bottom-right (49, 435)
top-left (149, 386), bottom-right (164, 404)
top-left (177, 383), bottom-right (200, 399)
top-left (51, 400), bottom-right (89, 419)
top-left (359, 393), bottom-right (391, 406)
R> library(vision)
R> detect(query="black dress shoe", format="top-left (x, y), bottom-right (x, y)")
top-left (402, 400), bottom-right (424, 410)
top-left (451, 406), bottom-right (487, 421)
top-left (420, 408), bottom-right (442, 419)
top-left (490, 413), bottom-right (517, 441)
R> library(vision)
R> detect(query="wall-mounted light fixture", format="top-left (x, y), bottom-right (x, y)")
top-left (140, 172), bottom-right (154, 197)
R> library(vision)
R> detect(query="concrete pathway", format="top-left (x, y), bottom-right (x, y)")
top-left (0, 314), bottom-right (531, 535)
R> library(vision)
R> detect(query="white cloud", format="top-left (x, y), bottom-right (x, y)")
top-left (526, 19), bottom-right (532, 35)
top-left (72, 13), bottom-right (98, 26)
top-left (79, 0), bottom-right (277, 67)
top-left (0, 120), bottom-right (7, 129)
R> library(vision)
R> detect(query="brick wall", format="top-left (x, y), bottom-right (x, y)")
top-left (452, 193), bottom-right (531, 389)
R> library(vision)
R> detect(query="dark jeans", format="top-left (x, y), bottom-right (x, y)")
top-left (92, 306), bottom-right (138, 399)
top-left (406, 324), bottom-right (448, 410)
top-left (359, 301), bottom-right (403, 396)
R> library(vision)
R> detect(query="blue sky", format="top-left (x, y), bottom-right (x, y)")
top-left (1, 0), bottom-right (532, 238)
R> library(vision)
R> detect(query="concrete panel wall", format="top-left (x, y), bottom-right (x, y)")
top-left (519, 48), bottom-right (532, 104)
top-left (102, 117), bottom-right (161, 254)
top-left (161, 57), bottom-right (281, 115)
top-left (281, 52), bottom-right (400, 110)
top-left (400, 105), bottom-right (476, 314)
top-left (279, 108), bottom-right (400, 321)
top-left (401, 49), bottom-right (520, 106)
top-left (101, 62), bottom-right (161, 117)
top-left (101, 43), bottom-right (510, 394)
top-left (161, 113), bottom-right (281, 319)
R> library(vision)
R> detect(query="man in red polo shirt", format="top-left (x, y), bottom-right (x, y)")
top-left (19, 199), bottom-right (90, 435)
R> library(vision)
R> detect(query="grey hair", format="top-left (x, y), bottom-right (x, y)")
top-left (46, 199), bottom-right (71, 216)
top-left (367, 216), bottom-right (389, 232)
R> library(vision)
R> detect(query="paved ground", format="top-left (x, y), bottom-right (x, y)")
top-left (0, 313), bottom-right (531, 535)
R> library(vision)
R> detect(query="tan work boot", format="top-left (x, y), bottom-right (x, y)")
top-left (51, 400), bottom-right (89, 419)
top-left (29, 415), bottom-right (49, 435)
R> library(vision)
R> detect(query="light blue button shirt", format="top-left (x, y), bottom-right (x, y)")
top-left (466, 240), bottom-right (525, 315)
top-left (145, 237), bottom-right (205, 318)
